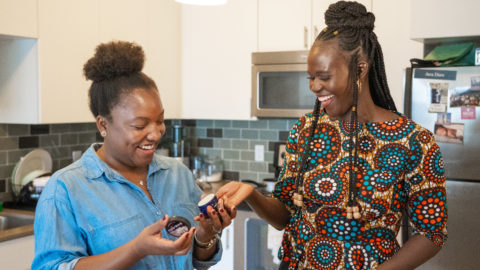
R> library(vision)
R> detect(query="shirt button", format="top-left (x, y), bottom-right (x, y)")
top-left (156, 211), bottom-right (161, 216)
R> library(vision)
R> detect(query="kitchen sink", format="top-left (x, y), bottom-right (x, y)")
top-left (0, 211), bottom-right (35, 231)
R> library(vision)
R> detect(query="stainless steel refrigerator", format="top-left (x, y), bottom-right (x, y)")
top-left (404, 66), bottom-right (480, 269)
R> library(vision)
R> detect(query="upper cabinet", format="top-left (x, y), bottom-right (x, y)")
top-left (0, 0), bottom-right (181, 124)
top-left (0, 0), bottom-right (38, 38)
top-left (257, 0), bottom-right (371, 52)
top-left (181, 0), bottom-right (257, 120)
top-left (411, 0), bottom-right (480, 41)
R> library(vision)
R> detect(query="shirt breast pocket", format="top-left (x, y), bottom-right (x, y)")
top-left (88, 214), bottom-right (145, 255)
top-left (170, 203), bottom-right (198, 227)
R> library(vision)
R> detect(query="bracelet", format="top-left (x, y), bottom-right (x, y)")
top-left (194, 231), bottom-right (217, 249)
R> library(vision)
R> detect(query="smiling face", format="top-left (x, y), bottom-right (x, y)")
top-left (99, 88), bottom-right (165, 172)
top-left (308, 40), bottom-right (354, 121)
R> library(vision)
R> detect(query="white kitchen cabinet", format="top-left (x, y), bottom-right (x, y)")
top-left (210, 222), bottom-right (234, 270)
top-left (181, 0), bottom-right (257, 120)
top-left (257, 0), bottom-right (372, 52)
top-left (372, 0), bottom-right (423, 111)
top-left (411, 0), bottom-right (480, 41)
top-left (0, 0), bottom-right (38, 38)
top-left (37, 0), bottom-right (100, 124)
top-left (0, 235), bottom-right (35, 269)
top-left (0, 0), bottom-right (181, 123)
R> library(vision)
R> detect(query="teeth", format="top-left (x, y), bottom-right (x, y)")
top-left (139, 145), bottom-right (154, 150)
top-left (318, 95), bottom-right (334, 102)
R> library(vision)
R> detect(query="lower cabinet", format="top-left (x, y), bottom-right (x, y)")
top-left (0, 235), bottom-right (34, 269)
top-left (211, 221), bottom-right (234, 270)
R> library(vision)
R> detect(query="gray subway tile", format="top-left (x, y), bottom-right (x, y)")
top-left (232, 121), bottom-right (249, 128)
top-left (249, 162), bottom-right (268, 172)
top-left (223, 150), bottom-right (240, 160)
top-left (7, 124), bottom-right (29, 136)
top-left (265, 152), bottom-right (274, 163)
top-left (268, 119), bottom-right (288, 130)
top-left (79, 133), bottom-right (97, 144)
top-left (71, 123), bottom-right (94, 132)
top-left (241, 129), bottom-right (258, 140)
top-left (61, 134), bottom-right (78, 145)
top-left (0, 124), bottom-right (7, 137)
top-left (214, 139), bottom-right (231, 149)
top-left (40, 134), bottom-right (60, 147)
top-left (223, 129), bottom-right (241, 139)
top-left (258, 172), bottom-right (275, 181)
top-left (58, 158), bottom-right (73, 169)
top-left (239, 171), bottom-right (258, 182)
top-left (259, 130), bottom-right (278, 141)
top-left (223, 160), bottom-right (232, 171)
top-left (50, 124), bottom-right (72, 133)
top-left (204, 148), bottom-right (222, 158)
top-left (7, 149), bottom-right (31, 165)
top-left (249, 120), bottom-right (268, 129)
top-left (0, 137), bottom-right (17, 151)
top-left (287, 119), bottom-right (298, 129)
top-left (197, 120), bottom-right (214, 128)
top-left (46, 146), bottom-right (70, 159)
top-left (214, 120), bottom-right (232, 128)
top-left (192, 127), bottom-right (207, 138)
top-left (0, 164), bottom-right (15, 179)
top-left (0, 151), bottom-right (6, 165)
top-left (240, 150), bottom-right (254, 161)
top-left (231, 160), bottom-right (249, 171)
top-left (231, 140), bottom-right (249, 149)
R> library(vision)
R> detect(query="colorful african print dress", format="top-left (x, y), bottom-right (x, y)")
top-left (272, 111), bottom-right (448, 270)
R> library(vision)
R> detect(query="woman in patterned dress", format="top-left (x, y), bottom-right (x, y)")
top-left (217, 1), bottom-right (447, 269)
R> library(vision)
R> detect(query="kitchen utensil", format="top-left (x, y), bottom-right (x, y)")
top-left (11, 149), bottom-right (52, 197)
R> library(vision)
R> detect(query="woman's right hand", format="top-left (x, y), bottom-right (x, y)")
top-left (131, 215), bottom-right (195, 258)
top-left (216, 181), bottom-right (255, 209)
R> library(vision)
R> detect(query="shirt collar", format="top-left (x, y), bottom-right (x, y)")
top-left (81, 143), bottom-right (169, 181)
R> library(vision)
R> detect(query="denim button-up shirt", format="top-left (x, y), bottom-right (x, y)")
top-left (32, 144), bottom-right (221, 270)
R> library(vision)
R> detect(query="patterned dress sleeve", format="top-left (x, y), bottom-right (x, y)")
top-left (272, 115), bottom-right (307, 214)
top-left (405, 129), bottom-right (448, 247)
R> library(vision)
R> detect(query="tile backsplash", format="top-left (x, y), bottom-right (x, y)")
top-left (0, 118), bottom-right (296, 201)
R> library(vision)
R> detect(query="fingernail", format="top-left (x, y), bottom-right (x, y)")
top-left (199, 213), bottom-right (204, 218)
top-left (212, 211), bottom-right (217, 216)
top-left (220, 208), bottom-right (225, 213)
top-left (162, 216), bottom-right (166, 221)
top-left (193, 228), bottom-right (196, 232)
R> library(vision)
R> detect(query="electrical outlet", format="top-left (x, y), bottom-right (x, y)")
top-left (254, 144), bottom-right (264, 162)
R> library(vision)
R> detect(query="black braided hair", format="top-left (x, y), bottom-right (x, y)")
top-left (308, 1), bottom-right (398, 209)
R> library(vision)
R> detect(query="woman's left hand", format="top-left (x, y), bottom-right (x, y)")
top-left (193, 196), bottom-right (236, 243)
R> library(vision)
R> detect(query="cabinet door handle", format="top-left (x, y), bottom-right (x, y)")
top-left (304, 26), bottom-right (309, 48)
top-left (313, 26), bottom-right (319, 40)
top-left (226, 228), bottom-right (230, 249)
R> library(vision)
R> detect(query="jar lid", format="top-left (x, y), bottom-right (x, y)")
top-left (166, 216), bottom-right (191, 237)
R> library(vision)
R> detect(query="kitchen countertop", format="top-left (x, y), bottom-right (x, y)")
top-left (0, 208), bottom-right (35, 242)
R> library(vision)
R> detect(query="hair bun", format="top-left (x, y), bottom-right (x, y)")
top-left (324, 1), bottom-right (375, 31)
top-left (83, 41), bottom-right (145, 82)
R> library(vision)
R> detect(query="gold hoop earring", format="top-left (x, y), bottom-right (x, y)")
top-left (101, 130), bottom-right (107, 137)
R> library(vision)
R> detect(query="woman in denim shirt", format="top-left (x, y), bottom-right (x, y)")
top-left (32, 41), bottom-right (233, 270)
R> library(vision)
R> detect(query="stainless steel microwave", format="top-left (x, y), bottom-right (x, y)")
top-left (251, 50), bottom-right (316, 118)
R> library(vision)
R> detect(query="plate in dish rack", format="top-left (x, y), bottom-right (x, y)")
top-left (11, 149), bottom-right (52, 196)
